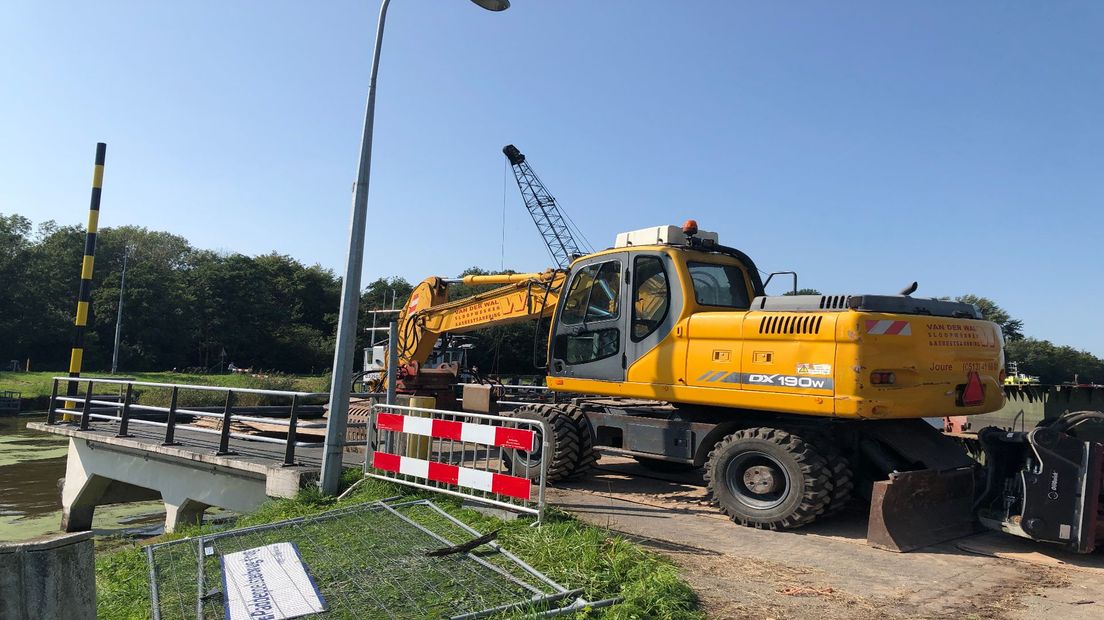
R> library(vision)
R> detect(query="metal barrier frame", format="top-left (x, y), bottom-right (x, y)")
top-left (364, 403), bottom-right (550, 522)
top-left (45, 376), bottom-right (342, 465)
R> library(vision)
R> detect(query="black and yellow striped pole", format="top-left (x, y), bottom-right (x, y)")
top-left (64, 143), bottom-right (106, 417)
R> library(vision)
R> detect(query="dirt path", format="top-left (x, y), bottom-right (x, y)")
top-left (549, 457), bottom-right (1104, 619)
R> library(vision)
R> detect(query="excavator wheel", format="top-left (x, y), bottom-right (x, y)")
top-left (562, 404), bottom-right (599, 480)
top-left (704, 427), bottom-right (831, 530)
top-left (506, 404), bottom-right (580, 482)
top-left (809, 438), bottom-right (854, 518)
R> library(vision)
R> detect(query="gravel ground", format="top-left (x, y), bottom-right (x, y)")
top-left (548, 456), bottom-right (1104, 620)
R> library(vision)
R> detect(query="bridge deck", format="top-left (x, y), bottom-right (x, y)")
top-left (28, 418), bottom-right (364, 532)
top-left (29, 418), bottom-right (363, 471)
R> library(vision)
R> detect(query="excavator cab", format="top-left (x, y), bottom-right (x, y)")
top-left (547, 223), bottom-right (760, 391)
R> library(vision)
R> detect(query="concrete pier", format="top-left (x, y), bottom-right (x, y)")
top-left (29, 422), bottom-right (359, 533)
top-left (0, 532), bottom-right (96, 620)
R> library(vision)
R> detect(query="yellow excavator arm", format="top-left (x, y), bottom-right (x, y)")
top-left (395, 270), bottom-right (566, 368)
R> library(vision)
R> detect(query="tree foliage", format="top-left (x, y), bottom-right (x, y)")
top-left (0, 215), bottom-right (546, 376)
top-left (952, 294), bottom-right (1103, 383)
top-left (357, 276), bottom-right (414, 354)
top-left (955, 294), bottom-right (1024, 341)
top-left (1005, 338), bottom-right (1104, 385)
top-left (1, 216), bottom-right (340, 373)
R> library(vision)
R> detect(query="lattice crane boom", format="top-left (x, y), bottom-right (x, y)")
top-left (503, 144), bottom-right (586, 269)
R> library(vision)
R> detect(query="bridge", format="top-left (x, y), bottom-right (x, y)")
top-left (28, 377), bottom-right (369, 532)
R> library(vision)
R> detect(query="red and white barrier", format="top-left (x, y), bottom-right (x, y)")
top-left (376, 411), bottom-right (535, 451)
top-left (371, 452), bottom-right (532, 500)
top-left (365, 403), bottom-right (548, 520)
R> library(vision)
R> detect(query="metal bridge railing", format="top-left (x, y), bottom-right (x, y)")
top-left (45, 376), bottom-right (343, 466)
top-left (365, 403), bottom-right (550, 521)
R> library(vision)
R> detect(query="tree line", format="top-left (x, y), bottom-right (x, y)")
top-left (0, 214), bottom-right (537, 376)
top-left (1, 213), bottom-right (1101, 383)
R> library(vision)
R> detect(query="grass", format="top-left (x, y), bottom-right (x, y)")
top-left (95, 470), bottom-right (703, 619)
top-left (0, 370), bottom-right (330, 401)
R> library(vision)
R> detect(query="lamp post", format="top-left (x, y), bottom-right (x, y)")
top-left (320, 0), bottom-right (510, 495)
top-left (110, 244), bottom-right (133, 374)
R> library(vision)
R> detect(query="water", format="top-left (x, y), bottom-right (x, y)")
top-left (0, 414), bottom-right (167, 542)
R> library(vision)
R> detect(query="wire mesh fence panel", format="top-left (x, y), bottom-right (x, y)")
top-left (149, 537), bottom-right (207, 620)
top-left (147, 500), bottom-right (582, 620)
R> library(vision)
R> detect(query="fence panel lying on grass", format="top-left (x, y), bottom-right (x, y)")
top-left (364, 403), bottom-right (550, 521)
top-left (145, 499), bottom-right (613, 619)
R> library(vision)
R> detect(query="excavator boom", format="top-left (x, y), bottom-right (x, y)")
top-left (395, 270), bottom-right (565, 369)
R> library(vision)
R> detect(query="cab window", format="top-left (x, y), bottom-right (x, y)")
top-left (688, 262), bottom-right (750, 309)
top-left (561, 260), bottom-right (621, 325)
top-left (632, 255), bottom-right (669, 341)
top-left (560, 328), bottom-right (620, 365)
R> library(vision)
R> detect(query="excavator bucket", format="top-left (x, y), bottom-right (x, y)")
top-left (867, 467), bottom-right (978, 552)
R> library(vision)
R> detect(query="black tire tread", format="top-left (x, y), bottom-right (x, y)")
top-left (703, 427), bottom-right (830, 530)
top-left (508, 404), bottom-right (580, 482)
top-left (808, 436), bottom-right (854, 518)
top-left (562, 404), bottom-right (598, 480)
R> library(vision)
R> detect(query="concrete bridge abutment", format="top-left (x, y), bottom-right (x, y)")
top-left (54, 434), bottom-right (316, 533)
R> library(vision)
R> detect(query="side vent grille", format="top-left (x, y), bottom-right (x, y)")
top-left (758, 314), bottom-right (824, 335)
top-left (819, 295), bottom-right (850, 310)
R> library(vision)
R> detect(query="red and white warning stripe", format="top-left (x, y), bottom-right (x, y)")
top-left (865, 319), bottom-right (912, 336)
top-left (371, 451), bottom-right (532, 500)
top-left (376, 411), bottom-right (536, 451)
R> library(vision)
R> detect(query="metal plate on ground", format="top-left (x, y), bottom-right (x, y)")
top-left (222, 542), bottom-right (326, 620)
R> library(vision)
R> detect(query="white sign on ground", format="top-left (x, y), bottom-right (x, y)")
top-left (221, 542), bottom-right (326, 620)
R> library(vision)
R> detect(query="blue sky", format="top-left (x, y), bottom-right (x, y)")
top-left (2, 2), bottom-right (1102, 357)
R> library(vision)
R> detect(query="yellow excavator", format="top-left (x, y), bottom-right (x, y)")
top-left (389, 221), bottom-right (1104, 553)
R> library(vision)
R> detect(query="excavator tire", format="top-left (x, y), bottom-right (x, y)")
top-left (704, 427), bottom-right (831, 530)
top-left (562, 404), bottom-right (599, 480)
top-left (506, 404), bottom-right (580, 483)
top-left (809, 438), bottom-right (854, 518)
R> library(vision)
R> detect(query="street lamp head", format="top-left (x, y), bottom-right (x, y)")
top-left (470, 0), bottom-right (510, 11)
